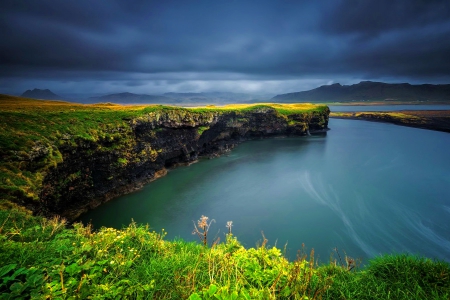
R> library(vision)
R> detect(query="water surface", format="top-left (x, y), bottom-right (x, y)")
top-left (80, 118), bottom-right (450, 263)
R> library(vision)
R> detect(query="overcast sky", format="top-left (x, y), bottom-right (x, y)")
top-left (1, 0), bottom-right (450, 96)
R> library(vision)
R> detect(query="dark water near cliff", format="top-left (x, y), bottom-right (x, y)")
top-left (80, 118), bottom-right (450, 263)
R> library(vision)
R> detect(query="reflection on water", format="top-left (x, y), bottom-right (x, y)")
top-left (80, 118), bottom-right (450, 263)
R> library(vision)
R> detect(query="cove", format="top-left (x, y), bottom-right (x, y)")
top-left (79, 118), bottom-right (450, 263)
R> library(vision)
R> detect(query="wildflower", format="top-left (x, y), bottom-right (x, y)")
top-left (226, 221), bottom-right (233, 234)
top-left (198, 216), bottom-right (208, 230)
top-left (110, 260), bottom-right (115, 265)
top-left (192, 215), bottom-right (215, 246)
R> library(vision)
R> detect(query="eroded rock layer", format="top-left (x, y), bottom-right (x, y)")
top-left (34, 106), bottom-right (329, 220)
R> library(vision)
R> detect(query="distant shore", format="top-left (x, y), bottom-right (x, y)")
top-left (323, 101), bottom-right (450, 106)
top-left (330, 110), bottom-right (450, 133)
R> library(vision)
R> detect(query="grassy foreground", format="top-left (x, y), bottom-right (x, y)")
top-left (1, 210), bottom-right (449, 299)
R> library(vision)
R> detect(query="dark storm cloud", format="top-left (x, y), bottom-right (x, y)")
top-left (0, 0), bottom-right (449, 95)
top-left (320, 0), bottom-right (450, 37)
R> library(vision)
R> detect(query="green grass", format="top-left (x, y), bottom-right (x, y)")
top-left (0, 210), bottom-right (449, 299)
top-left (330, 111), bottom-right (424, 123)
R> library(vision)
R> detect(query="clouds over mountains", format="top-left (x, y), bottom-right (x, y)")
top-left (1, 0), bottom-right (449, 95)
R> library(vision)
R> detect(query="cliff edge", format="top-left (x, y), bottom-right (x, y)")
top-left (0, 95), bottom-right (329, 220)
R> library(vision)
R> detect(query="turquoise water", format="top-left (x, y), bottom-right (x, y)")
top-left (79, 118), bottom-right (450, 263)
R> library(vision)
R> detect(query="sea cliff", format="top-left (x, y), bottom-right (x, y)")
top-left (0, 95), bottom-right (329, 220)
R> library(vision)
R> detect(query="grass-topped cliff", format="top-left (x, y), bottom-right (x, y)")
top-left (0, 94), bottom-right (329, 219)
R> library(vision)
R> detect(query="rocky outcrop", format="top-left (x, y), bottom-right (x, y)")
top-left (36, 106), bottom-right (329, 220)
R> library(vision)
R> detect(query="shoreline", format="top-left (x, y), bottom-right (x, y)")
top-left (330, 110), bottom-right (450, 133)
top-left (321, 101), bottom-right (450, 106)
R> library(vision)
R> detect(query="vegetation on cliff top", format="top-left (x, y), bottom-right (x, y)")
top-left (0, 94), bottom-right (328, 210)
top-left (330, 111), bottom-right (423, 121)
top-left (330, 111), bottom-right (450, 133)
top-left (1, 210), bottom-right (449, 299)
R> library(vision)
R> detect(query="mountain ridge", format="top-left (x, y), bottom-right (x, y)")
top-left (21, 88), bottom-right (61, 100)
top-left (272, 81), bottom-right (450, 103)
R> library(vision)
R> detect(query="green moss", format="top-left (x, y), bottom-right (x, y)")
top-left (197, 126), bottom-right (210, 135)
top-left (117, 158), bottom-right (128, 166)
top-left (288, 120), bottom-right (302, 126)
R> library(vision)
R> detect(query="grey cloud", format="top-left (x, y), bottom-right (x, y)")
top-left (1, 0), bottom-right (449, 95)
top-left (320, 0), bottom-right (450, 37)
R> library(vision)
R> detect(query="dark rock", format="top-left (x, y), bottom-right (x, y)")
top-left (36, 107), bottom-right (329, 221)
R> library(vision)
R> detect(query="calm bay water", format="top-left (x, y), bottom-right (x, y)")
top-left (80, 118), bottom-right (450, 263)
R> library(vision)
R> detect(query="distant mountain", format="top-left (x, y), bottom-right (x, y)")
top-left (21, 88), bottom-right (61, 100)
top-left (272, 81), bottom-right (450, 103)
top-left (88, 92), bottom-right (172, 104)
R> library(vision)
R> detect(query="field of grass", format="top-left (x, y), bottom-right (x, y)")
top-left (0, 210), bottom-right (449, 299)
top-left (0, 95), bottom-right (328, 210)
top-left (330, 111), bottom-right (423, 120)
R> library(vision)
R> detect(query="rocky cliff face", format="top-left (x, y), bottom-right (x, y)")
top-left (37, 106), bottom-right (329, 220)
